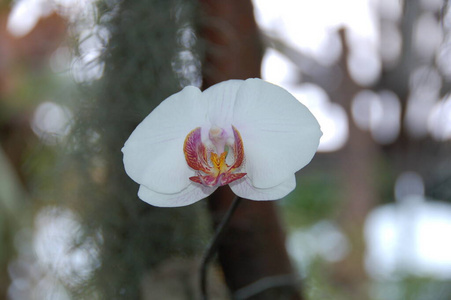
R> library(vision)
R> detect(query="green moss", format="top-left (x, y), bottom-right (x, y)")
top-left (62, 0), bottom-right (205, 298)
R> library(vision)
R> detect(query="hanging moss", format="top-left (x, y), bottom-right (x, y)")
top-left (64, 0), bottom-right (206, 298)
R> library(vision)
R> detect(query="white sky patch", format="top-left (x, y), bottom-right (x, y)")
top-left (253, 0), bottom-right (378, 65)
top-left (379, 22), bottom-right (402, 68)
top-left (261, 48), bottom-right (299, 86)
top-left (8, 0), bottom-right (105, 84)
top-left (288, 220), bottom-right (349, 275)
top-left (437, 5), bottom-right (451, 78)
top-left (31, 101), bottom-right (73, 145)
top-left (405, 66), bottom-right (441, 138)
top-left (436, 46), bottom-right (451, 79)
top-left (256, 0), bottom-right (383, 151)
top-left (365, 172), bottom-right (451, 280)
top-left (33, 206), bottom-right (99, 287)
top-left (347, 42), bottom-right (381, 86)
top-left (352, 89), bottom-right (401, 144)
top-left (32, 275), bottom-right (71, 300)
top-left (7, 0), bottom-right (52, 37)
top-left (420, 0), bottom-right (443, 12)
top-left (352, 90), bottom-right (378, 131)
top-left (365, 198), bottom-right (451, 280)
top-left (7, 0), bottom-right (97, 37)
top-left (428, 94), bottom-right (451, 141)
top-left (377, 0), bottom-right (403, 21)
top-left (8, 206), bottom-right (100, 299)
top-left (414, 12), bottom-right (443, 60)
top-left (71, 27), bottom-right (107, 83)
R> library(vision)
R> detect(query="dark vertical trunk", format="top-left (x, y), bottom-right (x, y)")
top-left (198, 0), bottom-right (303, 299)
top-left (331, 29), bottom-right (378, 300)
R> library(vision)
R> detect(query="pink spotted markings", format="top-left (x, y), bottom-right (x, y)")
top-left (183, 126), bottom-right (246, 187)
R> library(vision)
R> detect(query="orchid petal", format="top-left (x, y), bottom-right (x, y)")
top-left (229, 175), bottom-right (296, 200)
top-left (138, 184), bottom-right (216, 207)
top-left (203, 80), bottom-right (244, 129)
top-left (233, 79), bottom-right (322, 189)
top-left (122, 86), bottom-right (207, 194)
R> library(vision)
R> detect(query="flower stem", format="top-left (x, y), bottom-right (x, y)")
top-left (200, 196), bottom-right (242, 300)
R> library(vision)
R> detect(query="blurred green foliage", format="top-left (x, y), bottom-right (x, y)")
top-left (282, 170), bottom-right (341, 227)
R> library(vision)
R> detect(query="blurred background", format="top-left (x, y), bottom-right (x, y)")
top-left (1, 0), bottom-right (451, 299)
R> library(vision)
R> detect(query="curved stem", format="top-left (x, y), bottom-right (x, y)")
top-left (200, 196), bottom-right (242, 300)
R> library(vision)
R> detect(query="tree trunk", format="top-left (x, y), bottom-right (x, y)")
top-left (199, 0), bottom-right (303, 299)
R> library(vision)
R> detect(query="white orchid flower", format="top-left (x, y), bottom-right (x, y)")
top-left (122, 78), bottom-right (322, 207)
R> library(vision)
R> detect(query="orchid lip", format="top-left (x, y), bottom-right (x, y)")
top-left (184, 125), bottom-right (246, 187)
